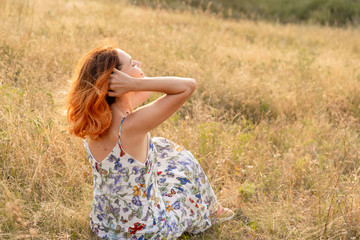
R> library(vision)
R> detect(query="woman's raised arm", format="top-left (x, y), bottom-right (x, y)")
top-left (108, 68), bottom-right (196, 134)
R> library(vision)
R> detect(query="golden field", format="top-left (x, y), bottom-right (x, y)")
top-left (0, 0), bottom-right (359, 239)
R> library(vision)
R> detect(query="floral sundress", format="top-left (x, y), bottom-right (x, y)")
top-left (83, 116), bottom-right (219, 239)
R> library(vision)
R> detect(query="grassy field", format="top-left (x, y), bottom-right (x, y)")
top-left (1, 0), bottom-right (360, 239)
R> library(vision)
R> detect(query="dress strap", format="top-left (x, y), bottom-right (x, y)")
top-left (82, 138), bottom-right (90, 153)
top-left (118, 115), bottom-right (127, 138)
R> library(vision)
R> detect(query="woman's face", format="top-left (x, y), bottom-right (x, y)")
top-left (117, 49), bottom-right (144, 78)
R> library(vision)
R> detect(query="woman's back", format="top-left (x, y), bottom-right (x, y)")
top-left (87, 108), bottom-right (149, 164)
top-left (84, 115), bottom-right (167, 239)
top-left (86, 112), bottom-right (122, 163)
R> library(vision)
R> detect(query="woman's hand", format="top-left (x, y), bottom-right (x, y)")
top-left (108, 68), bottom-right (135, 97)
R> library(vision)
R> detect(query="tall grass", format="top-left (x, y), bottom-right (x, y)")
top-left (0, 0), bottom-right (359, 239)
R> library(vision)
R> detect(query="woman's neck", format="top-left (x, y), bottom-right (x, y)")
top-left (111, 92), bottom-right (134, 116)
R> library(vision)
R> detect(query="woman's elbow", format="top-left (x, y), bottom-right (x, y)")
top-left (188, 78), bottom-right (197, 92)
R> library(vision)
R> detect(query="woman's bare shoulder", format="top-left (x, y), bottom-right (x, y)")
top-left (87, 115), bottom-right (122, 162)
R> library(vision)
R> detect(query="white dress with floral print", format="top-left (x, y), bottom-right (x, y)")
top-left (83, 116), bottom-right (219, 239)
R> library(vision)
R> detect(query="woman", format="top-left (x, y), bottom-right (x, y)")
top-left (67, 46), bottom-right (234, 239)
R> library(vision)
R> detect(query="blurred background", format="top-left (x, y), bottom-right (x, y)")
top-left (0, 0), bottom-right (359, 239)
top-left (132, 0), bottom-right (360, 26)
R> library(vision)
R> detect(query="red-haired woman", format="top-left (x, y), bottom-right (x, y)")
top-left (67, 46), bottom-right (234, 239)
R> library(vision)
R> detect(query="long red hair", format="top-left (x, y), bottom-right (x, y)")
top-left (67, 46), bottom-right (122, 139)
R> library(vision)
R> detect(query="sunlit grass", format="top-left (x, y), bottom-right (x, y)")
top-left (0, 0), bottom-right (359, 239)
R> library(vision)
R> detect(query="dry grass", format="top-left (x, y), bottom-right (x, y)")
top-left (0, 0), bottom-right (359, 239)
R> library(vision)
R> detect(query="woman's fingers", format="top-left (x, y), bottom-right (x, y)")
top-left (107, 68), bottom-right (134, 96)
top-left (107, 90), bottom-right (118, 97)
top-left (112, 67), bottom-right (121, 74)
top-left (108, 75), bottom-right (119, 87)
top-left (108, 81), bottom-right (120, 91)
top-left (108, 78), bottom-right (114, 86)
top-left (108, 90), bottom-right (127, 97)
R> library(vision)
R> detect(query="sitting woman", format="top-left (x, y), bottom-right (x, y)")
top-left (67, 46), bottom-right (234, 239)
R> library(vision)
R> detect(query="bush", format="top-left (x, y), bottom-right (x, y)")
top-left (131, 0), bottom-right (360, 26)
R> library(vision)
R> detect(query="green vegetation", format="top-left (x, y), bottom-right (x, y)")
top-left (133, 0), bottom-right (360, 26)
